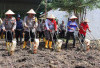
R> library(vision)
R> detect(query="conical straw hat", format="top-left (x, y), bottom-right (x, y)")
top-left (84, 19), bottom-right (89, 22)
top-left (5, 9), bottom-right (15, 15)
top-left (70, 15), bottom-right (78, 19)
top-left (47, 14), bottom-right (55, 19)
top-left (27, 9), bottom-right (36, 14)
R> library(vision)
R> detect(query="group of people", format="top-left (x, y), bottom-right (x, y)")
top-left (0, 8), bottom-right (91, 54)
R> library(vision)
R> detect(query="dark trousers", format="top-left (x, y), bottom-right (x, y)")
top-left (15, 30), bottom-right (23, 43)
top-left (39, 31), bottom-right (45, 38)
top-left (0, 29), bottom-right (3, 39)
top-left (60, 30), bottom-right (65, 38)
top-left (24, 30), bottom-right (35, 42)
top-left (5, 31), bottom-right (13, 42)
top-left (36, 31), bottom-right (40, 38)
top-left (65, 32), bottom-right (75, 48)
top-left (78, 33), bottom-right (85, 43)
top-left (45, 30), bottom-right (55, 41)
top-left (53, 31), bottom-right (58, 43)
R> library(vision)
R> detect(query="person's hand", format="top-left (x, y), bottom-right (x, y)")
top-left (71, 28), bottom-right (74, 30)
top-left (3, 29), bottom-right (6, 32)
top-left (77, 27), bottom-right (80, 31)
top-left (68, 26), bottom-right (71, 29)
top-left (55, 29), bottom-right (57, 32)
top-left (25, 25), bottom-right (28, 28)
top-left (89, 30), bottom-right (91, 32)
top-left (49, 29), bottom-right (52, 32)
top-left (83, 30), bottom-right (86, 33)
top-left (12, 29), bottom-right (14, 32)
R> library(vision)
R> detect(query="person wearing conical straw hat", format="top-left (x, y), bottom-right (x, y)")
top-left (2, 9), bottom-right (16, 55)
top-left (23, 9), bottom-right (38, 49)
top-left (65, 15), bottom-right (78, 48)
top-left (44, 14), bottom-right (57, 49)
top-left (79, 19), bottom-right (91, 50)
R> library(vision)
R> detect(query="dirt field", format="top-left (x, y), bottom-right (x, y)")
top-left (0, 40), bottom-right (100, 68)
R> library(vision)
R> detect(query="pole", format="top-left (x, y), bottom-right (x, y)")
top-left (45, 0), bottom-right (47, 18)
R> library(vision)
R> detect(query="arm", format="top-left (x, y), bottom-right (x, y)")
top-left (34, 21), bottom-right (38, 29)
top-left (76, 23), bottom-right (79, 31)
top-left (67, 21), bottom-right (71, 29)
top-left (2, 19), bottom-right (6, 31)
top-left (23, 16), bottom-right (28, 28)
top-left (20, 19), bottom-right (24, 30)
top-left (53, 20), bottom-right (57, 31)
top-left (88, 28), bottom-right (91, 32)
top-left (12, 18), bottom-right (16, 31)
top-left (87, 25), bottom-right (91, 32)
top-left (45, 19), bottom-right (49, 30)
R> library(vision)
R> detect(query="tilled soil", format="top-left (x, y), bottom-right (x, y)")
top-left (0, 40), bottom-right (100, 68)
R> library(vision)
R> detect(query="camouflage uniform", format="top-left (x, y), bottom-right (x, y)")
top-left (23, 16), bottom-right (38, 42)
top-left (2, 17), bottom-right (16, 42)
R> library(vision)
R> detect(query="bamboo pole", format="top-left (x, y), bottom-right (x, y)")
top-left (45, 0), bottom-right (47, 18)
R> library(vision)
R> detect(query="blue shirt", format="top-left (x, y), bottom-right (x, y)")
top-left (67, 21), bottom-right (78, 32)
top-left (45, 19), bottom-right (54, 30)
top-left (16, 19), bottom-right (23, 29)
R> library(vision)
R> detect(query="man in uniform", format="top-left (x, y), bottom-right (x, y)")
top-left (2, 9), bottom-right (16, 54)
top-left (23, 9), bottom-right (38, 49)
top-left (44, 14), bottom-right (57, 49)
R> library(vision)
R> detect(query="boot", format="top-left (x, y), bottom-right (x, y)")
top-left (43, 37), bottom-right (45, 42)
top-left (6, 42), bottom-right (8, 46)
top-left (3, 35), bottom-right (5, 39)
top-left (23, 41), bottom-right (27, 49)
top-left (49, 41), bottom-right (52, 49)
top-left (45, 40), bottom-right (48, 48)
top-left (6, 42), bottom-right (10, 50)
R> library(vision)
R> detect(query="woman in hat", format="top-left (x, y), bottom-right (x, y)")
top-left (2, 9), bottom-right (16, 54)
top-left (15, 14), bottom-right (23, 45)
top-left (65, 15), bottom-right (78, 48)
top-left (79, 19), bottom-right (91, 43)
top-left (44, 14), bottom-right (57, 49)
top-left (23, 9), bottom-right (38, 49)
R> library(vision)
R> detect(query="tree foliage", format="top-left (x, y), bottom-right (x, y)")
top-left (50, 0), bottom-right (100, 23)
